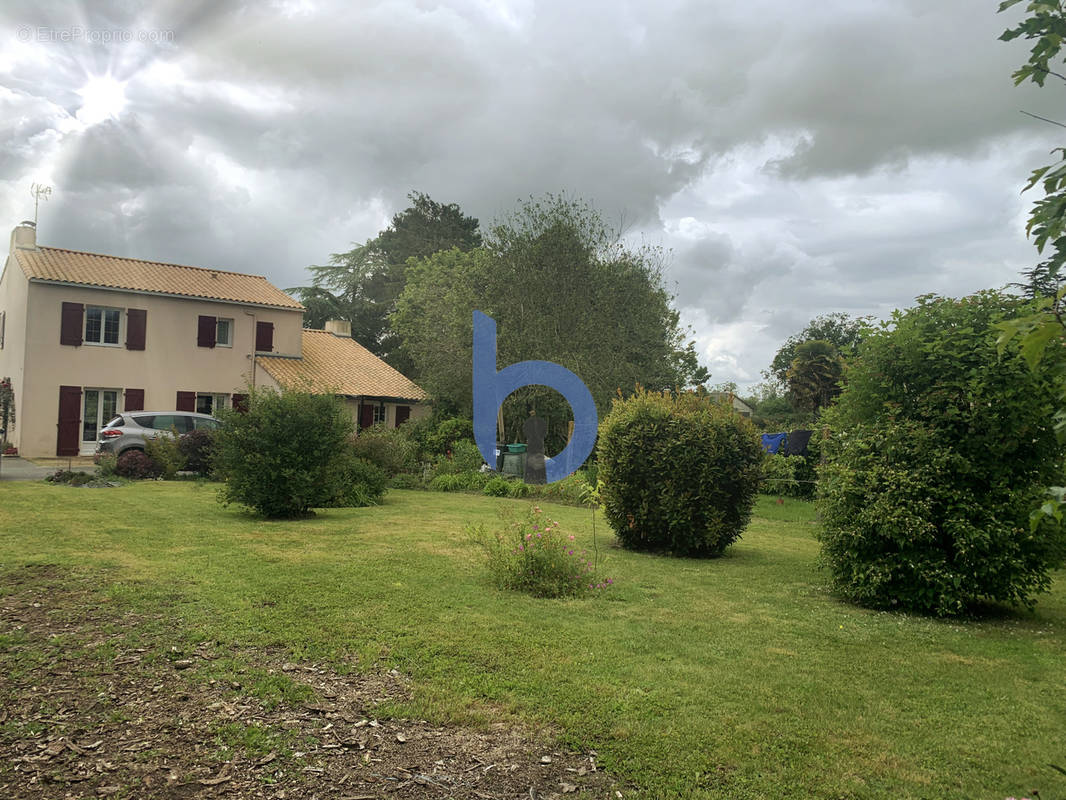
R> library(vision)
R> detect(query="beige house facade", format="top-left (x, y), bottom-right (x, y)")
top-left (0, 222), bottom-right (430, 458)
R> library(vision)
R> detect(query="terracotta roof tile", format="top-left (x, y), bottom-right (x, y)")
top-left (15, 246), bottom-right (303, 310)
top-left (256, 329), bottom-right (428, 401)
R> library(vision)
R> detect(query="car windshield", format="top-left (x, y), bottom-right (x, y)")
top-left (104, 416), bottom-right (123, 428)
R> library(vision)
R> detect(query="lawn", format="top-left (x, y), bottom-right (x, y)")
top-left (1, 481), bottom-right (1064, 799)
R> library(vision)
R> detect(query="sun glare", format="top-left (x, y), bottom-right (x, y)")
top-left (76, 73), bottom-right (128, 126)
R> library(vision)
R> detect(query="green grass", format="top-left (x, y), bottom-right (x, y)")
top-left (1, 483), bottom-right (1064, 799)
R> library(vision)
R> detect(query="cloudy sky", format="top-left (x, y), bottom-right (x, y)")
top-left (0, 0), bottom-right (1056, 389)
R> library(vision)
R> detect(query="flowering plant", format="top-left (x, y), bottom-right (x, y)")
top-left (467, 505), bottom-right (612, 598)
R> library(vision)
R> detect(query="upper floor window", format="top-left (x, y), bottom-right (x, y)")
top-left (85, 306), bottom-right (121, 346)
top-left (216, 318), bottom-right (233, 347)
top-left (0, 310), bottom-right (5, 349)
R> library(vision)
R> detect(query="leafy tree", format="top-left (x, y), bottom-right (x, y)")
top-left (818, 292), bottom-right (1066, 615)
top-left (391, 195), bottom-right (709, 453)
top-left (998, 0), bottom-right (1066, 529)
top-left (785, 339), bottom-right (845, 414)
top-left (768, 313), bottom-right (866, 386)
top-left (289, 192), bottom-right (481, 365)
top-left (377, 191), bottom-right (482, 267)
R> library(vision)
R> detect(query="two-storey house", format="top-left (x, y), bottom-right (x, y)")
top-left (0, 221), bottom-right (429, 458)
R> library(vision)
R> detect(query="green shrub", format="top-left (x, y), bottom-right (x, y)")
top-left (759, 454), bottom-right (797, 496)
top-left (507, 481), bottom-right (531, 498)
top-left (325, 455), bottom-right (388, 508)
top-left (179, 429), bottom-right (216, 476)
top-left (95, 453), bottom-right (118, 479)
top-left (46, 469), bottom-right (94, 484)
top-left (433, 439), bottom-right (486, 475)
top-left (388, 472), bottom-right (425, 490)
top-left (144, 431), bottom-right (185, 479)
top-left (818, 292), bottom-right (1066, 615)
top-left (351, 423), bottom-right (419, 477)
top-left (598, 387), bottom-right (764, 557)
top-left (482, 476), bottom-right (511, 496)
top-left (116, 450), bottom-right (163, 480)
top-left (418, 416), bottom-right (474, 458)
top-left (520, 473), bottom-right (587, 505)
top-left (213, 387), bottom-right (365, 518)
top-left (430, 470), bottom-right (489, 492)
top-left (466, 505), bottom-right (612, 598)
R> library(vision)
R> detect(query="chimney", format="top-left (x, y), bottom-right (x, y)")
top-left (325, 319), bottom-right (352, 338)
top-left (10, 221), bottom-right (36, 251)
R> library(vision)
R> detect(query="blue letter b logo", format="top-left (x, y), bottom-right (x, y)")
top-left (473, 311), bottom-right (598, 483)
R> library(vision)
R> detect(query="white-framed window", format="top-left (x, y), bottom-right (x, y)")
top-left (373, 403), bottom-right (386, 425)
top-left (85, 306), bottom-right (121, 346)
top-left (195, 393), bottom-right (229, 415)
top-left (216, 318), bottom-right (233, 347)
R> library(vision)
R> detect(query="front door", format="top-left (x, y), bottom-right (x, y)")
top-left (81, 388), bottom-right (119, 454)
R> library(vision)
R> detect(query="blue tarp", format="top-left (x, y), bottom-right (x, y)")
top-left (761, 432), bottom-right (787, 454)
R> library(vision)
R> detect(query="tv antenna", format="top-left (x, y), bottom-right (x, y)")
top-left (30, 183), bottom-right (52, 226)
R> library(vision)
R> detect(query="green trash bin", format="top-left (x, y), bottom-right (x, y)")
top-left (501, 449), bottom-right (525, 478)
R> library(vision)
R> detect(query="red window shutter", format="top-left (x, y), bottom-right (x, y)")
top-left (176, 391), bottom-right (196, 412)
top-left (124, 388), bottom-right (145, 412)
top-left (255, 321), bottom-right (274, 352)
top-left (395, 405), bottom-right (410, 427)
top-left (231, 393), bottom-right (249, 413)
top-left (359, 403), bottom-right (375, 430)
top-left (125, 309), bottom-right (147, 350)
top-left (60, 303), bottom-right (84, 346)
top-left (56, 386), bottom-right (82, 456)
top-left (197, 315), bottom-right (216, 348)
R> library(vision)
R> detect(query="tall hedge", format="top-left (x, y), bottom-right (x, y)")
top-left (598, 388), bottom-right (764, 557)
top-left (818, 292), bottom-right (1066, 615)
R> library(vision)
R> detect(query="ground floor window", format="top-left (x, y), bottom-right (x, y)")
top-left (373, 403), bottom-right (386, 425)
top-left (196, 393), bottom-right (229, 415)
top-left (82, 388), bottom-right (119, 451)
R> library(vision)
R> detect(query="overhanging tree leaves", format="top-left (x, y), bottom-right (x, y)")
top-left (998, 0), bottom-right (1066, 530)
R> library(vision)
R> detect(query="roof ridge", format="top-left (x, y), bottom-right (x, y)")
top-left (36, 246), bottom-right (272, 281)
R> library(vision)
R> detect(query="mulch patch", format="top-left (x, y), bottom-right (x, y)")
top-left (0, 565), bottom-right (624, 799)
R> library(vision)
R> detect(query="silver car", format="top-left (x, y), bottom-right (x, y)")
top-left (96, 411), bottom-right (222, 457)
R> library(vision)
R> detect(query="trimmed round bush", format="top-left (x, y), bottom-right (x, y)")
top-left (116, 450), bottom-right (163, 480)
top-left (818, 292), bottom-right (1066, 615)
top-left (598, 388), bottom-right (764, 557)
